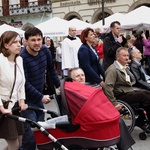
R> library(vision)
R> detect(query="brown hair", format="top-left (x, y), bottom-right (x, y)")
top-left (127, 39), bottom-right (134, 44)
top-left (0, 31), bottom-right (19, 57)
top-left (80, 27), bottom-right (94, 44)
top-left (68, 67), bottom-right (83, 78)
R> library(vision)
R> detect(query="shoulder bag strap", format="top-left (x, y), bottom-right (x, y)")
top-left (9, 61), bottom-right (17, 100)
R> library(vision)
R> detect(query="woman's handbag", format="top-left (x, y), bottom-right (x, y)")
top-left (0, 100), bottom-right (12, 122)
top-left (0, 61), bottom-right (17, 122)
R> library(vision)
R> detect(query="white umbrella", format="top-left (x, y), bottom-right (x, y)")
top-left (36, 17), bottom-right (69, 37)
top-left (0, 24), bottom-right (24, 37)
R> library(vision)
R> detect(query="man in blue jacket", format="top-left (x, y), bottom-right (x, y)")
top-left (20, 27), bottom-right (60, 150)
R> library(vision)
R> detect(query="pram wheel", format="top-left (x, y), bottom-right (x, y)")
top-left (139, 132), bottom-right (147, 140)
top-left (68, 145), bottom-right (83, 150)
top-left (102, 145), bottom-right (134, 150)
top-left (102, 146), bottom-right (117, 150)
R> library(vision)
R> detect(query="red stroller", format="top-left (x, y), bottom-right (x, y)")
top-left (33, 79), bottom-right (120, 150)
top-left (6, 79), bottom-right (120, 150)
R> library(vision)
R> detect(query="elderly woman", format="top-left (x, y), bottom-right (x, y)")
top-left (78, 27), bottom-right (105, 87)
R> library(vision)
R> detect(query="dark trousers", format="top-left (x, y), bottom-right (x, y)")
top-left (146, 55), bottom-right (150, 69)
top-left (88, 118), bottom-right (135, 150)
top-left (117, 90), bottom-right (150, 121)
top-left (117, 118), bottom-right (135, 150)
top-left (20, 106), bottom-right (44, 150)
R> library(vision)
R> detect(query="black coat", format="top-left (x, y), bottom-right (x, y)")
top-left (103, 32), bottom-right (123, 70)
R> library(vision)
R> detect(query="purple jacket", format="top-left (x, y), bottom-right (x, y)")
top-left (142, 39), bottom-right (150, 55)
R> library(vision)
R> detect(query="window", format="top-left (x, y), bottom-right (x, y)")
top-left (20, 0), bottom-right (28, 8)
top-left (38, 0), bottom-right (47, 5)
top-left (2, 0), bottom-right (9, 16)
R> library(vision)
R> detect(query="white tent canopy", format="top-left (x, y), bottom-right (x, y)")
top-left (68, 18), bottom-right (92, 34)
top-left (120, 6), bottom-right (150, 31)
top-left (92, 13), bottom-right (125, 30)
top-left (35, 17), bottom-right (69, 37)
top-left (0, 24), bottom-right (24, 37)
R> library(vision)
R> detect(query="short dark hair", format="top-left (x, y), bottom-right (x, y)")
top-left (25, 27), bottom-right (43, 40)
top-left (110, 21), bottom-right (121, 28)
top-left (0, 31), bottom-right (19, 57)
top-left (80, 27), bottom-right (94, 43)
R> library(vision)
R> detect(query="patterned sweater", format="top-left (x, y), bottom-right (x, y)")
top-left (20, 45), bottom-right (60, 104)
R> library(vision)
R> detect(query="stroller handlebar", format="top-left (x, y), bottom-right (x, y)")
top-left (8, 106), bottom-right (68, 150)
top-left (12, 106), bottom-right (59, 118)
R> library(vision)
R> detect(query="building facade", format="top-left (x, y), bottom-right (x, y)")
top-left (52, 0), bottom-right (150, 24)
top-left (0, 0), bottom-right (150, 30)
top-left (0, 0), bottom-right (52, 30)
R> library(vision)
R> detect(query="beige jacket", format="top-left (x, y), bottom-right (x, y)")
top-left (103, 61), bottom-right (135, 106)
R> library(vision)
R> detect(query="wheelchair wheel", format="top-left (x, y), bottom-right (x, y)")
top-left (117, 100), bottom-right (136, 133)
top-left (139, 132), bottom-right (147, 140)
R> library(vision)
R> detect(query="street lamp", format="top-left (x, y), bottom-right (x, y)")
top-left (102, 0), bottom-right (105, 25)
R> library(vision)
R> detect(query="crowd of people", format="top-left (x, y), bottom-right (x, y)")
top-left (0, 20), bottom-right (150, 150)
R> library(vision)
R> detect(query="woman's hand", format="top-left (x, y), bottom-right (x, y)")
top-left (19, 99), bottom-right (28, 111)
top-left (141, 33), bottom-right (146, 39)
top-left (0, 106), bottom-right (12, 114)
top-left (20, 103), bottom-right (28, 111)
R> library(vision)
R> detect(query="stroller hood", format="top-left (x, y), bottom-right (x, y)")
top-left (65, 81), bottom-right (120, 131)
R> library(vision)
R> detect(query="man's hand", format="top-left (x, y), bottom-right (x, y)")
top-left (100, 81), bottom-right (104, 87)
top-left (56, 87), bottom-right (60, 95)
top-left (42, 95), bottom-right (51, 104)
top-left (115, 103), bottom-right (122, 111)
top-left (117, 36), bottom-right (123, 43)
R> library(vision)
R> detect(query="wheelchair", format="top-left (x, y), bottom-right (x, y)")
top-left (117, 100), bottom-right (149, 140)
